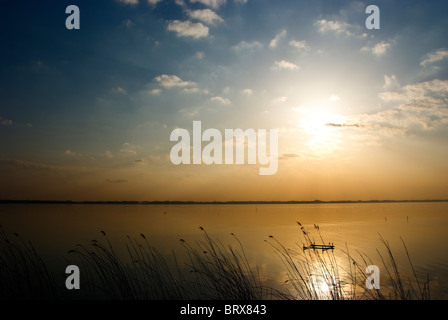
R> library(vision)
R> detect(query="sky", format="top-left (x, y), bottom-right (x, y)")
top-left (1, 0), bottom-right (448, 201)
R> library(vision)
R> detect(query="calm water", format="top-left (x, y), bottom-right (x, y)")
top-left (1, 202), bottom-right (447, 299)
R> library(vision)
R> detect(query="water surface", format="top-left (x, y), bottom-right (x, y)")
top-left (1, 202), bottom-right (447, 299)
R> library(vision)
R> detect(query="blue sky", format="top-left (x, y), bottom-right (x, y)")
top-left (1, 0), bottom-right (448, 201)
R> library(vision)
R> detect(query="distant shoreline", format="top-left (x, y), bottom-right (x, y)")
top-left (1, 199), bottom-right (448, 205)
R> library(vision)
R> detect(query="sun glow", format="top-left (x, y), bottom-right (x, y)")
top-left (295, 103), bottom-right (346, 156)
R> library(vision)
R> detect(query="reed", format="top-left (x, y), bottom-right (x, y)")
top-left (0, 223), bottom-right (432, 300)
top-left (0, 225), bottom-right (57, 299)
top-left (265, 223), bottom-right (431, 300)
top-left (180, 227), bottom-right (287, 300)
top-left (265, 223), bottom-right (344, 300)
top-left (68, 231), bottom-right (191, 299)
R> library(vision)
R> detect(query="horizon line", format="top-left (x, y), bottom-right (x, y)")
top-left (1, 199), bottom-right (448, 205)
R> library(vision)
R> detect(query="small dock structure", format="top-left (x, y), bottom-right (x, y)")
top-left (303, 242), bottom-right (335, 251)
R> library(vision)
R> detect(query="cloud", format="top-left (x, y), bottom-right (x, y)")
top-left (272, 60), bottom-right (300, 71)
top-left (272, 96), bottom-right (287, 104)
top-left (379, 79), bottom-right (448, 103)
top-left (195, 51), bottom-right (205, 59)
top-left (122, 19), bottom-right (134, 29)
top-left (187, 9), bottom-right (224, 26)
top-left (64, 150), bottom-right (82, 157)
top-left (116, 0), bottom-right (139, 5)
top-left (269, 29), bottom-right (287, 48)
top-left (0, 159), bottom-right (52, 171)
top-left (116, 1), bottom-right (161, 7)
top-left (280, 153), bottom-right (301, 160)
top-left (361, 41), bottom-right (391, 56)
top-left (154, 74), bottom-right (196, 89)
top-left (242, 88), bottom-right (253, 96)
top-left (104, 151), bottom-right (114, 159)
top-left (315, 19), bottom-right (352, 36)
top-left (190, 0), bottom-right (227, 9)
top-left (149, 88), bottom-right (161, 95)
top-left (147, 0), bottom-right (162, 5)
top-left (120, 142), bottom-right (138, 156)
top-left (0, 116), bottom-right (13, 126)
top-left (330, 95), bottom-right (340, 102)
top-left (210, 96), bottom-right (231, 105)
top-left (341, 79), bottom-right (448, 136)
top-left (421, 48), bottom-right (448, 67)
top-left (111, 87), bottom-right (127, 95)
top-left (167, 20), bottom-right (209, 39)
top-left (175, 0), bottom-right (187, 7)
top-left (289, 39), bottom-right (310, 51)
top-left (234, 0), bottom-right (247, 3)
top-left (232, 40), bottom-right (263, 51)
top-left (383, 74), bottom-right (400, 90)
top-left (182, 87), bottom-right (208, 94)
top-left (372, 41), bottom-right (391, 56)
top-left (325, 123), bottom-right (364, 128)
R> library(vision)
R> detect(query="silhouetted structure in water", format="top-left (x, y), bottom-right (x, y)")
top-left (303, 242), bottom-right (335, 251)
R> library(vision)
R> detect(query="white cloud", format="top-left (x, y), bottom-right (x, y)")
top-left (383, 74), bottom-right (399, 90)
top-left (329, 95), bottom-right (340, 102)
top-left (182, 87), bottom-right (208, 94)
top-left (272, 60), bottom-right (300, 71)
top-left (154, 74), bottom-right (196, 88)
top-left (149, 88), bottom-right (161, 95)
top-left (272, 96), bottom-right (287, 104)
top-left (179, 108), bottom-right (199, 117)
top-left (315, 19), bottom-right (352, 36)
top-left (210, 96), bottom-right (231, 105)
top-left (269, 29), bottom-right (287, 48)
top-left (117, 0), bottom-right (160, 6)
top-left (232, 40), bottom-right (263, 51)
top-left (372, 41), bottom-right (391, 56)
top-left (190, 0), bottom-right (227, 9)
top-left (361, 41), bottom-right (391, 56)
top-left (111, 87), bottom-right (127, 95)
top-left (242, 88), bottom-right (253, 96)
top-left (379, 79), bottom-right (448, 103)
top-left (194, 51), bottom-right (205, 59)
top-left (341, 79), bottom-right (448, 137)
top-left (289, 39), bottom-right (310, 51)
top-left (120, 142), bottom-right (138, 155)
top-left (421, 48), bottom-right (448, 67)
top-left (175, 0), bottom-right (187, 7)
top-left (167, 20), bottom-right (209, 39)
top-left (116, 0), bottom-right (139, 5)
top-left (234, 0), bottom-right (247, 3)
top-left (187, 9), bottom-right (224, 25)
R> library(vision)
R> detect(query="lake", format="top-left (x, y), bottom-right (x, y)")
top-left (0, 202), bottom-right (447, 299)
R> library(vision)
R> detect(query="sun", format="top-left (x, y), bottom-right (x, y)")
top-left (295, 103), bottom-right (345, 156)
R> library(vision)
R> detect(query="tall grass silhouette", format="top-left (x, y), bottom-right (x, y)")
top-left (0, 225), bottom-right (57, 299)
top-left (179, 227), bottom-right (286, 300)
top-left (0, 223), bottom-right (432, 300)
top-left (265, 222), bottom-right (431, 300)
top-left (68, 230), bottom-right (190, 299)
top-left (68, 227), bottom-right (285, 300)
